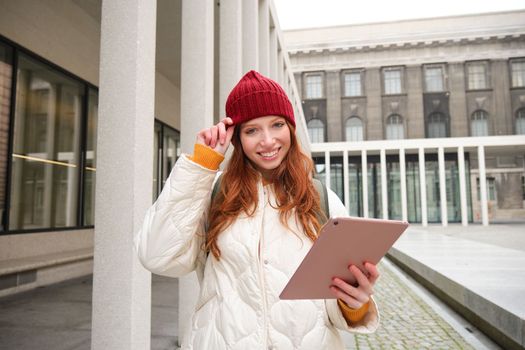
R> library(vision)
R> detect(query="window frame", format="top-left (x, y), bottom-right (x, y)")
top-left (303, 72), bottom-right (324, 99)
top-left (344, 116), bottom-right (364, 142)
top-left (342, 69), bottom-right (364, 97)
top-left (510, 58), bottom-right (525, 88)
top-left (382, 66), bottom-right (405, 95)
top-left (423, 63), bottom-right (447, 93)
top-left (307, 118), bottom-right (325, 143)
top-left (385, 114), bottom-right (405, 140)
top-left (465, 61), bottom-right (490, 91)
top-left (1, 34), bottom-right (99, 235)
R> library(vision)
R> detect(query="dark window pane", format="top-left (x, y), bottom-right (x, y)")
top-left (0, 43), bottom-right (13, 231)
top-left (9, 54), bottom-right (83, 230)
top-left (83, 89), bottom-right (98, 226)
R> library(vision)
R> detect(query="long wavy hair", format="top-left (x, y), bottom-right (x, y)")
top-left (205, 120), bottom-right (325, 259)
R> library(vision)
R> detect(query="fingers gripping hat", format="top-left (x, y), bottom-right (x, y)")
top-left (225, 70), bottom-right (295, 127)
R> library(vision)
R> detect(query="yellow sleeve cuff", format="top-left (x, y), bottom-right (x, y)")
top-left (337, 299), bottom-right (370, 324)
top-left (188, 143), bottom-right (224, 170)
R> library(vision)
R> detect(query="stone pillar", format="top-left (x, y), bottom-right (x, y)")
top-left (220, 0), bottom-right (242, 110)
top-left (242, 0), bottom-right (258, 73)
top-left (326, 70), bottom-right (342, 142)
top-left (366, 68), bottom-right (382, 140)
top-left (179, 0), bottom-right (215, 346)
top-left (258, 0), bottom-right (270, 76)
top-left (448, 62), bottom-right (468, 137)
top-left (406, 65), bottom-right (425, 139)
top-left (269, 26), bottom-right (278, 79)
top-left (491, 60), bottom-right (512, 135)
top-left (91, 0), bottom-right (156, 349)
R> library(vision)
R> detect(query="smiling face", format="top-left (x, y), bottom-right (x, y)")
top-left (239, 115), bottom-right (291, 178)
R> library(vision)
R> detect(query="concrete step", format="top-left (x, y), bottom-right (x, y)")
top-left (388, 228), bottom-right (525, 350)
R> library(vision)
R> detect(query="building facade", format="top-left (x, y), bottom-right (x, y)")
top-left (284, 10), bottom-right (525, 223)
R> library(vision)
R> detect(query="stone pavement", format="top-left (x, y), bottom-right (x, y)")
top-left (0, 256), bottom-right (490, 350)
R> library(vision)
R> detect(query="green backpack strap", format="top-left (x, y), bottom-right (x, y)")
top-left (312, 178), bottom-right (330, 226)
top-left (211, 173), bottom-right (222, 203)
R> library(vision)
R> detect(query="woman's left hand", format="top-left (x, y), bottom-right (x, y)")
top-left (329, 262), bottom-right (380, 309)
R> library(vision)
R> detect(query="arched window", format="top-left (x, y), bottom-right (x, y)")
top-left (470, 110), bottom-right (489, 136)
top-left (386, 114), bottom-right (404, 140)
top-left (427, 112), bottom-right (448, 138)
top-left (345, 117), bottom-right (363, 141)
top-left (307, 118), bottom-right (324, 143)
top-left (516, 108), bottom-right (525, 135)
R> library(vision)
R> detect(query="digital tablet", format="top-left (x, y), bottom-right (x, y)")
top-left (279, 216), bottom-right (409, 300)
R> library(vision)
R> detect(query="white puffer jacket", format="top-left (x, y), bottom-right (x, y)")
top-left (135, 155), bottom-right (379, 349)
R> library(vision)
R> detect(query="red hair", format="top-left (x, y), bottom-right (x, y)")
top-left (205, 121), bottom-right (325, 259)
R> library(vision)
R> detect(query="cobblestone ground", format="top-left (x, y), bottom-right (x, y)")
top-left (341, 261), bottom-right (474, 350)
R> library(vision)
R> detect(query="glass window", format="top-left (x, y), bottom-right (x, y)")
top-left (307, 118), bottom-right (324, 143)
top-left (9, 53), bottom-right (84, 230)
top-left (0, 43), bottom-right (13, 231)
top-left (152, 122), bottom-right (180, 201)
top-left (516, 108), bottom-right (525, 135)
top-left (511, 60), bottom-right (525, 88)
top-left (427, 112), bottom-right (448, 138)
top-left (471, 110), bottom-right (489, 136)
top-left (386, 114), bottom-right (404, 140)
top-left (383, 68), bottom-right (402, 95)
top-left (477, 177), bottom-right (496, 201)
top-left (467, 63), bottom-right (488, 90)
top-left (425, 66), bottom-right (444, 92)
top-left (305, 74), bottom-right (322, 99)
top-left (344, 71), bottom-right (362, 97)
top-left (83, 89), bottom-right (98, 226)
top-left (345, 117), bottom-right (363, 141)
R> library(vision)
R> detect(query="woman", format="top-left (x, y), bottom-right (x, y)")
top-left (135, 70), bottom-right (380, 349)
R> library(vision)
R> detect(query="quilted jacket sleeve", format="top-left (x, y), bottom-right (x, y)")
top-left (324, 188), bottom-right (380, 334)
top-left (134, 154), bottom-right (218, 278)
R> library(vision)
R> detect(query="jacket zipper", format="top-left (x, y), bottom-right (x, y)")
top-left (258, 187), bottom-right (269, 348)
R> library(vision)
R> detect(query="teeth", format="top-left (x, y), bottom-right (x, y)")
top-left (261, 150), bottom-right (278, 157)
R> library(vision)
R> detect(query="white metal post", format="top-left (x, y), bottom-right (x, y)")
top-left (343, 150), bottom-right (350, 214)
top-left (380, 149), bottom-right (388, 219)
top-left (399, 148), bottom-right (408, 222)
top-left (418, 147), bottom-right (428, 226)
top-left (361, 149), bottom-right (369, 218)
top-left (438, 147), bottom-right (448, 226)
top-left (457, 146), bottom-right (468, 226)
top-left (478, 145), bottom-right (489, 226)
top-left (258, 0), bottom-right (270, 75)
top-left (324, 150), bottom-right (331, 190)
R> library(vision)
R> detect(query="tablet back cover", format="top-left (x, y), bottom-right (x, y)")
top-left (279, 216), bottom-right (408, 300)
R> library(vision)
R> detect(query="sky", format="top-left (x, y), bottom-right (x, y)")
top-left (273, 0), bottom-right (525, 30)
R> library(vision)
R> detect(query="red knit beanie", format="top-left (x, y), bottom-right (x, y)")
top-left (225, 70), bottom-right (295, 127)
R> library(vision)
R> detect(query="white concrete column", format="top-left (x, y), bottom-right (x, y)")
top-left (478, 146), bottom-right (489, 226)
top-left (277, 48), bottom-right (284, 84)
top-left (179, 0), bottom-right (215, 346)
top-left (242, 0), bottom-right (258, 72)
top-left (457, 146), bottom-right (468, 226)
top-left (324, 150), bottom-right (331, 190)
top-left (380, 149), bottom-right (388, 220)
top-left (269, 26), bottom-right (278, 79)
top-left (92, 0), bottom-right (156, 349)
top-left (361, 149), bottom-right (369, 218)
top-left (220, 0), bottom-right (243, 110)
top-left (438, 147), bottom-right (448, 226)
top-left (399, 148), bottom-right (408, 222)
top-left (418, 148), bottom-right (428, 226)
top-left (343, 150), bottom-right (350, 214)
top-left (258, 0), bottom-right (270, 76)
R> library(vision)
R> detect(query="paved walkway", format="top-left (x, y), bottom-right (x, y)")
top-left (0, 257), bottom-right (487, 350)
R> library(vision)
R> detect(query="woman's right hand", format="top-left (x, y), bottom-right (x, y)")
top-left (196, 117), bottom-right (235, 155)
